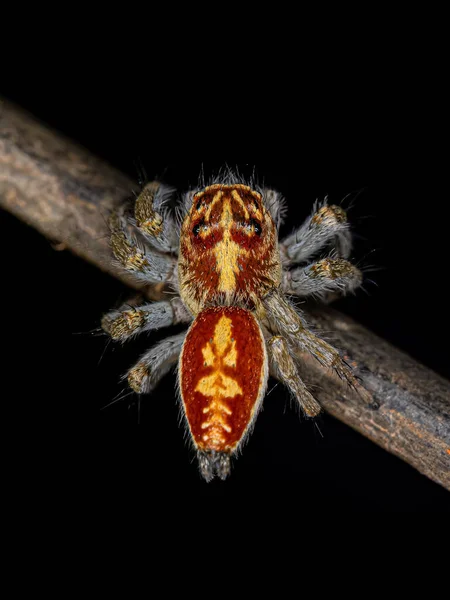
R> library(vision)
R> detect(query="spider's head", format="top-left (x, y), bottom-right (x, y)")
top-left (179, 183), bottom-right (281, 314)
top-left (189, 184), bottom-right (272, 247)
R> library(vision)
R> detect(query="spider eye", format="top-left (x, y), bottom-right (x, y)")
top-left (193, 219), bottom-right (205, 237)
top-left (196, 200), bottom-right (202, 211)
top-left (250, 218), bottom-right (262, 235)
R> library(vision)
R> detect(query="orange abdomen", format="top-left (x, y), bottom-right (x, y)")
top-left (179, 306), bottom-right (268, 453)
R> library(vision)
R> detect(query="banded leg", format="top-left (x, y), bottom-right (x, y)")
top-left (102, 297), bottom-right (192, 342)
top-left (109, 208), bottom-right (176, 284)
top-left (283, 258), bottom-right (362, 299)
top-left (127, 332), bottom-right (186, 393)
top-left (132, 182), bottom-right (179, 254)
top-left (263, 289), bottom-right (368, 398)
top-left (281, 200), bottom-right (352, 265)
top-left (268, 336), bottom-right (321, 417)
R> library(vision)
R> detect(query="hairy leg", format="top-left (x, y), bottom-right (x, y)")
top-left (132, 182), bottom-right (179, 254)
top-left (280, 201), bottom-right (352, 265)
top-left (263, 289), bottom-right (366, 395)
top-left (268, 335), bottom-right (322, 417)
top-left (102, 297), bottom-right (192, 342)
top-left (109, 208), bottom-right (176, 285)
top-left (262, 188), bottom-right (287, 231)
top-left (126, 332), bottom-right (187, 394)
top-left (282, 257), bottom-right (362, 299)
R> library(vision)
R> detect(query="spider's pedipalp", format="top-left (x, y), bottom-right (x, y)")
top-left (133, 182), bottom-right (179, 254)
top-left (263, 289), bottom-right (367, 398)
top-left (101, 297), bottom-right (192, 342)
top-left (280, 201), bottom-right (352, 265)
top-left (126, 332), bottom-right (186, 394)
top-left (109, 208), bottom-right (176, 285)
top-left (268, 335), bottom-right (321, 417)
top-left (282, 258), bottom-right (362, 300)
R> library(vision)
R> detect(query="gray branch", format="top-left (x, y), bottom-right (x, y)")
top-left (1, 97), bottom-right (449, 490)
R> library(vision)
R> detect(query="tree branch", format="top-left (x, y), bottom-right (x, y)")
top-left (1, 97), bottom-right (449, 490)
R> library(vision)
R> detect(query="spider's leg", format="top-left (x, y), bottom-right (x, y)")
top-left (263, 289), bottom-right (368, 397)
top-left (282, 258), bottom-right (362, 300)
top-left (280, 200), bottom-right (352, 266)
top-left (268, 335), bottom-right (322, 417)
top-left (261, 188), bottom-right (288, 231)
top-left (109, 207), bottom-right (177, 285)
top-left (132, 182), bottom-right (179, 254)
top-left (126, 332), bottom-right (186, 394)
top-left (102, 297), bottom-right (192, 342)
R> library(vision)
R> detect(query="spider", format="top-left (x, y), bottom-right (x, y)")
top-left (101, 171), bottom-right (365, 481)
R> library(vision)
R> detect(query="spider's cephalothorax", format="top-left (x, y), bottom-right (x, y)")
top-left (102, 174), bottom-right (366, 481)
top-left (178, 183), bottom-right (281, 314)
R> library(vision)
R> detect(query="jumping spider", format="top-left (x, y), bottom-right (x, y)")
top-left (102, 173), bottom-right (364, 481)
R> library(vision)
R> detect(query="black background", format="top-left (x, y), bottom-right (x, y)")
top-left (2, 31), bottom-right (449, 513)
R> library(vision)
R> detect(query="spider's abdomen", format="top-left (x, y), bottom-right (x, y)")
top-left (178, 184), bottom-right (281, 314)
top-left (179, 306), bottom-right (268, 479)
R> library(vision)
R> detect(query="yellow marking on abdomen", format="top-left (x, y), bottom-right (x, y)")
top-left (196, 315), bottom-right (242, 435)
top-left (202, 399), bottom-right (232, 415)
